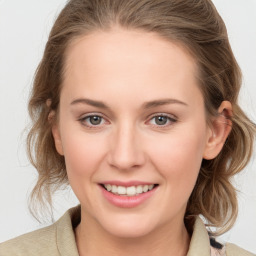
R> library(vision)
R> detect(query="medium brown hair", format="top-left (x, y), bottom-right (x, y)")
top-left (27, 0), bottom-right (255, 234)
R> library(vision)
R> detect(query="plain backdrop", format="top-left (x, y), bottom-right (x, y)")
top-left (0, 0), bottom-right (255, 253)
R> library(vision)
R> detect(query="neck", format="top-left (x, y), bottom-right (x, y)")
top-left (75, 211), bottom-right (190, 256)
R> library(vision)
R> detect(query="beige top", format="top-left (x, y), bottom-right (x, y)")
top-left (0, 205), bottom-right (255, 256)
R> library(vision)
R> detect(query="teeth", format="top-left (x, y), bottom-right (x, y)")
top-left (106, 184), bottom-right (111, 191)
top-left (148, 184), bottom-right (154, 190)
top-left (126, 186), bottom-right (136, 196)
top-left (136, 185), bottom-right (143, 194)
top-left (117, 186), bottom-right (126, 195)
top-left (143, 185), bottom-right (149, 192)
top-left (103, 184), bottom-right (155, 196)
top-left (112, 185), bottom-right (118, 193)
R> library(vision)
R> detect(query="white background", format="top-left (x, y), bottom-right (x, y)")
top-left (0, 0), bottom-right (255, 253)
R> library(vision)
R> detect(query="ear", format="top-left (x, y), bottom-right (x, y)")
top-left (203, 101), bottom-right (232, 160)
top-left (49, 111), bottom-right (64, 156)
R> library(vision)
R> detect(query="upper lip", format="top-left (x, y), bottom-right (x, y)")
top-left (99, 180), bottom-right (157, 187)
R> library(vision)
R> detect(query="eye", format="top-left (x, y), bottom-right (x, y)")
top-left (148, 114), bottom-right (177, 127)
top-left (79, 114), bottom-right (107, 128)
top-left (88, 116), bottom-right (102, 125)
top-left (153, 116), bottom-right (168, 125)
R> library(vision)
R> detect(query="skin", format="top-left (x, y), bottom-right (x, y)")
top-left (52, 26), bottom-right (232, 256)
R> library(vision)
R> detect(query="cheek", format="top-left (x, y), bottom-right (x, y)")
top-left (148, 128), bottom-right (207, 196)
top-left (61, 131), bottom-right (107, 179)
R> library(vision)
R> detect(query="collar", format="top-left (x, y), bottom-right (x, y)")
top-left (56, 206), bottom-right (211, 256)
top-left (187, 216), bottom-right (211, 256)
top-left (56, 205), bottom-right (80, 256)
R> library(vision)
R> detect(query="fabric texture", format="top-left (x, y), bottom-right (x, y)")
top-left (0, 205), bottom-right (254, 256)
top-left (211, 246), bottom-right (226, 256)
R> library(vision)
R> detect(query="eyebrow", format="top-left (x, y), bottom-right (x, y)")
top-left (143, 98), bottom-right (188, 109)
top-left (70, 98), bottom-right (188, 109)
top-left (71, 98), bottom-right (110, 109)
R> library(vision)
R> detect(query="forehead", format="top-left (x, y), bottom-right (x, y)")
top-left (62, 27), bottom-right (202, 106)
top-left (65, 27), bottom-right (197, 74)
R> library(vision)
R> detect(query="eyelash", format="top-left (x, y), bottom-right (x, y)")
top-left (147, 113), bottom-right (177, 128)
top-left (78, 113), bottom-right (108, 129)
top-left (78, 113), bottom-right (177, 129)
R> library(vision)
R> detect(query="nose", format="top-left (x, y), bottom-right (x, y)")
top-left (107, 123), bottom-right (146, 171)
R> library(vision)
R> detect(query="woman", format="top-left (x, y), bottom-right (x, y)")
top-left (0, 0), bottom-right (255, 255)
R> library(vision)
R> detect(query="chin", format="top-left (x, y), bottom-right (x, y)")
top-left (98, 214), bottom-right (159, 238)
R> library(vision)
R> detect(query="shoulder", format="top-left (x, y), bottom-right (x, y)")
top-left (225, 243), bottom-right (256, 256)
top-left (188, 216), bottom-right (255, 256)
top-left (0, 223), bottom-right (58, 256)
top-left (0, 205), bottom-right (81, 256)
top-left (210, 243), bottom-right (255, 256)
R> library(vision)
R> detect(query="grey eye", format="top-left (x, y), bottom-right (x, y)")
top-left (154, 116), bottom-right (168, 125)
top-left (89, 116), bottom-right (102, 125)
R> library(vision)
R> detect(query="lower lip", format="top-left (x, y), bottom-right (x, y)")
top-left (99, 185), bottom-right (157, 208)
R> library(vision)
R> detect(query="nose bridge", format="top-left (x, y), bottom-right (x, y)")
top-left (108, 120), bottom-right (145, 170)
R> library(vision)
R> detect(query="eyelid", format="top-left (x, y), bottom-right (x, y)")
top-left (146, 113), bottom-right (178, 127)
top-left (78, 112), bottom-right (110, 128)
top-left (77, 112), bottom-right (177, 129)
top-left (147, 112), bottom-right (177, 120)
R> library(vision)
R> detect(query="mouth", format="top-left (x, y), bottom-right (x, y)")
top-left (100, 184), bottom-right (159, 196)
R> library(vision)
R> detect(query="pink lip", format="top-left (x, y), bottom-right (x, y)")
top-left (99, 184), bottom-right (158, 208)
top-left (100, 180), bottom-right (154, 186)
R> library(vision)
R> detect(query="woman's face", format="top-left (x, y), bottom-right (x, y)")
top-left (53, 27), bottom-right (214, 238)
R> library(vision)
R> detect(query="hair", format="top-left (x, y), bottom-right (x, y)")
top-left (27, 0), bottom-right (255, 234)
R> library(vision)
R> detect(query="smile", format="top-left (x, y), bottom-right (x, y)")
top-left (100, 183), bottom-right (159, 208)
top-left (102, 184), bottom-right (157, 196)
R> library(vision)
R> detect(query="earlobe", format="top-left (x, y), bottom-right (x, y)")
top-left (52, 124), bottom-right (64, 156)
top-left (203, 101), bottom-right (232, 160)
top-left (50, 111), bottom-right (64, 156)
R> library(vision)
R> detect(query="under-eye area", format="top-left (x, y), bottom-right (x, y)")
top-left (100, 184), bottom-right (159, 196)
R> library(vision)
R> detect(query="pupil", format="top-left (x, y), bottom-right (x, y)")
top-left (156, 116), bottom-right (167, 125)
top-left (90, 116), bottom-right (101, 125)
